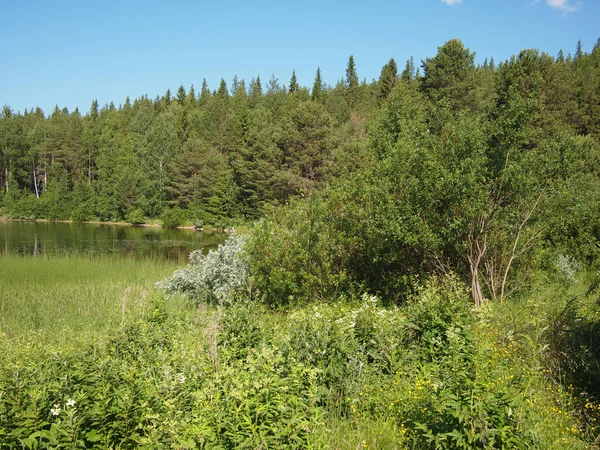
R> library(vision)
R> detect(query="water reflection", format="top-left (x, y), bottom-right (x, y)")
top-left (0, 221), bottom-right (228, 261)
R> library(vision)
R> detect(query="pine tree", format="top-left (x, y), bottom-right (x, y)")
top-left (250, 76), bottom-right (262, 96)
top-left (268, 73), bottom-right (280, 94)
top-left (575, 39), bottom-right (583, 59)
top-left (217, 78), bottom-right (229, 99)
top-left (231, 75), bottom-right (240, 96)
top-left (187, 85), bottom-right (196, 106)
top-left (379, 58), bottom-right (398, 101)
top-left (90, 100), bottom-right (99, 120)
top-left (289, 70), bottom-right (299, 93)
top-left (199, 79), bottom-right (211, 106)
top-left (401, 56), bottom-right (415, 81)
top-left (346, 55), bottom-right (358, 88)
top-left (176, 84), bottom-right (186, 105)
top-left (312, 67), bottom-right (323, 101)
top-left (421, 39), bottom-right (476, 110)
top-left (557, 49), bottom-right (565, 63)
top-left (345, 55), bottom-right (359, 108)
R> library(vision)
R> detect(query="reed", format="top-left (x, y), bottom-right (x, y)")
top-left (0, 253), bottom-right (179, 339)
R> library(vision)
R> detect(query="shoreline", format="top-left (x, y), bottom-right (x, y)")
top-left (0, 217), bottom-right (223, 232)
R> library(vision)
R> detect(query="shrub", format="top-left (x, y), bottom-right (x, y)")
top-left (125, 208), bottom-right (146, 225)
top-left (156, 233), bottom-right (248, 304)
top-left (160, 207), bottom-right (186, 228)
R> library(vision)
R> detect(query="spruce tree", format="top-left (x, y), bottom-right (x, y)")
top-left (199, 79), bottom-right (211, 105)
top-left (217, 79), bottom-right (229, 99)
top-left (187, 85), bottom-right (196, 106)
top-left (312, 67), bottom-right (323, 101)
top-left (289, 70), bottom-right (299, 93)
top-left (90, 100), bottom-right (99, 120)
top-left (575, 39), bottom-right (583, 59)
top-left (401, 56), bottom-right (415, 81)
top-left (345, 55), bottom-right (359, 107)
top-left (379, 58), bottom-right (398, 101)
top-left (176, 85), bottom-right (186, 105)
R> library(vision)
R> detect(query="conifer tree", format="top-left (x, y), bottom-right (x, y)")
top-left (187, 85), bottom-right (196, 106)
top-left (217, 78), bottom-right (229, 99)
top-left (231, 75), bottom-right (240, 96)
top-left (199, 79), bottom-right (211, 105)
top-left (379, 58), bottom-right (398, 101)
top-left (401, 56), bottom-right (415, 81)
top-left (345, 55), bottom-right (359, 107)
top-left (176, 85), bottom-right (186, 105)
top-left (289, 70), bottom-right (299, 93)
top-left (312, 67), bottom-right (323, 101)
top-left (90, 100), bottom-right (99, 120)
top-left (421, 39), bottom-right (476, 110)
top-left (575, 39), bottom-right (583, 59)
top-left (268, 74), bottom-right (280, 94)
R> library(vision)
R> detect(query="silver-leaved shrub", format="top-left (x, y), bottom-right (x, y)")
top-left (157, 234), bottom-right (248, 304)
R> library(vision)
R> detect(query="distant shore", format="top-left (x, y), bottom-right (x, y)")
top-left (0, 216), bottom-right (245, 232)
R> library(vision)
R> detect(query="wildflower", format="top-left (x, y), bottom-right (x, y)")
top-left (66, 399), bottom-right (76, 408)
top-left (50, 404), bottom-right (61, 416)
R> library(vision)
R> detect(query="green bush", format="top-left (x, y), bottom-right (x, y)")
top-left (125, 208), bottom-right (145, 225)
top-left (160, 207), bottom-right (186, 228)
top-left (245, 198), bottom-right (350, 307)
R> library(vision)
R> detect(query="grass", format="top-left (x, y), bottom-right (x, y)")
top-left (1, 256), bottom-right (598, 448)
top-left (0, 253), bottom-right (179, 340)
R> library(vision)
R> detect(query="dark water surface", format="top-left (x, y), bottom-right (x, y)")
top-left (0, 221), bottom-right (228, 261)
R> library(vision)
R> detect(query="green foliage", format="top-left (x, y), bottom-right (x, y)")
top-left (246, 197), bottom-right (350, 307)
top-left (125, 208), bottom-right (145, 225)
top-left (157, 234), bottom-right (249, 304)
top-left (160, 206), bottom-right (186, 228)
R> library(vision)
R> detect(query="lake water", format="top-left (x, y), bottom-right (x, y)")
top-left (0, 221), bottom-right (228, 261)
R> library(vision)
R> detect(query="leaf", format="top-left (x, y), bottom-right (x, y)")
top-left (86, 429), bottom-right (104, 442)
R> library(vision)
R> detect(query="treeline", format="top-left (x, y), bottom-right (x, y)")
top-left (0, 61), bottom-right (377, 224)
top-left (243, 38), bottom-right (600, 306)
top-left (1, 39), bottom-right (599, 226)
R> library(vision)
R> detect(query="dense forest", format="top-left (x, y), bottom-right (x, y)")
top-left (2, 38), bottom-right (598, 228)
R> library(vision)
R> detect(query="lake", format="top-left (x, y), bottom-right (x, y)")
top-left (0, 221), bottom-right (228, 261)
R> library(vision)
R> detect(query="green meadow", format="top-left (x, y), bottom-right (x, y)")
top-left (0, 254), bottom-right (178, 339)
top-left (1, 250), bottom-right (599, 448)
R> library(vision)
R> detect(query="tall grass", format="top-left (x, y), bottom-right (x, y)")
top-left (0, 253), bottom-right (179, 339)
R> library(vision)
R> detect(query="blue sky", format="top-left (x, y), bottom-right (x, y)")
top-left (1, 0), bottom-right (599, 115)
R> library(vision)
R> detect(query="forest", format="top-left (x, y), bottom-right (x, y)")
top-left (2, 38), bottom-right (600, 448)
top-left (1, 38), bottom-right (596, 228)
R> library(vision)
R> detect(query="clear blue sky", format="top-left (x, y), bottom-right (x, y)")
top-left (1, 0), bottom-right (599, 115)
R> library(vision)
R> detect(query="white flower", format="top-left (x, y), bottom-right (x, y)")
top-left (50, 404), bottom-right (61, 416)
top-left (66, 399), bottom-right (76, 408)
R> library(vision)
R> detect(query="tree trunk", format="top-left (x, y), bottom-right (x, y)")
top-left (32, 160), bottom-right (39, 198)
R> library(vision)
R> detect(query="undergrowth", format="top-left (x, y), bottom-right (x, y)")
top-left (1, 272), bottom-right (598, 448)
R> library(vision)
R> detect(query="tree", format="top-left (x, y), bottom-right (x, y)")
top-left (401, 57), bottom-right (415, 81)
top-left (379, 58), bottom-right (398, 101)
top-left (176, 84), bottom-right (186, 105)
top-left (421, 39), bottom-right (476, 110)
top-left (345, 55), bottom-right (359, 108)
top-left (312, 67), bottom-right (323, 101)
top-left (289, 70), bottom-right (299, 93)
top-left (199, 79), bottom-right (211, 106)
top-left (217, 78), bottom-right (229, 99)
top-left (575, 39), bottom-right (584, 59)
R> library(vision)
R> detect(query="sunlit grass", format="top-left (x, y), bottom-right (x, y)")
top-left (0, 253), bottom-right (180, 339)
